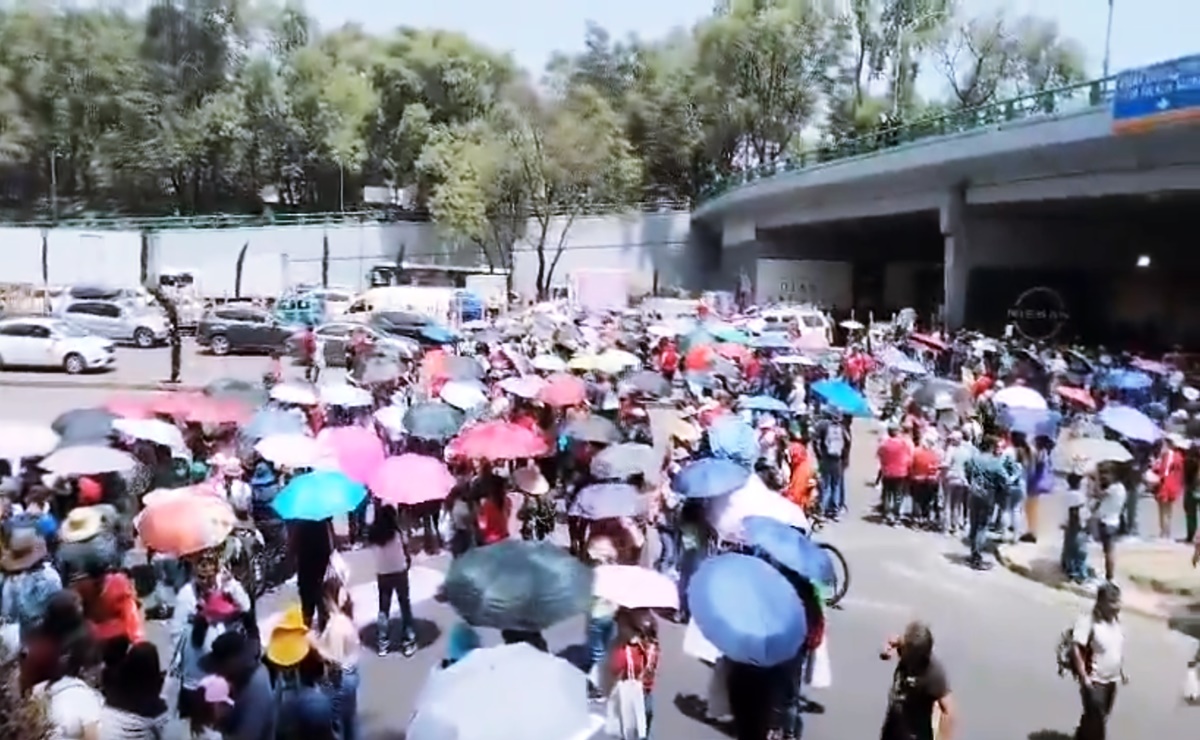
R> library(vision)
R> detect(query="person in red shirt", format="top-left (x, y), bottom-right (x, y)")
top-left (656, 339), bottom-right (679, 382)
top-left (477, 478), bottom-right (511, 545)
top-left (609, 608), bottom-right (660, 733)
top-left (909, 438), bottom-right (943, 529)
top-left (876, 425), bottom-right (914, 525)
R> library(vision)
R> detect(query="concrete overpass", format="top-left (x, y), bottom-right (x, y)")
top-left (692, 77), bottom-right (1200, 346)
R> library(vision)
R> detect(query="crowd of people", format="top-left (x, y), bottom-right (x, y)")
top-left (0, 301), bottom-right (1187, 740)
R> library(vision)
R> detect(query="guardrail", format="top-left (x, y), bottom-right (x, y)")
top-left (0, 199), bottom-right (695, 231)
top-left (698, 76), bottom-right (1116, 204)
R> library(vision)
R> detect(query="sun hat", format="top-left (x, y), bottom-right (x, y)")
top-left (0, 528), bottom-right (48, 572)
top-left (265, 606), bottom-right (311, 667)
top-left (511, 466), bottom-right (549, 496)
top-left (60, 506), bottom-right (105, 544)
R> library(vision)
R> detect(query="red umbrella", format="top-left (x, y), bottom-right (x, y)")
top-left (715, 343), bottom-right (751, 362)
top-left (684, 345), bottom-right (716, 372)
top-left (370, 454), bottom-right (455, 506)
top-left (1055, 385), bottom-right (1096, 411)
top-left (909, 332), bottom-right (949, 353)
top-left (451, 421), bottom-right (550, 460)
top-left (105, 396), bottom-right (154, 419)
top-left (539, 373), bottom-right (587, 407)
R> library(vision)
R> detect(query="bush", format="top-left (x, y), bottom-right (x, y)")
top-left (0, 647), bottom-right (53, 740)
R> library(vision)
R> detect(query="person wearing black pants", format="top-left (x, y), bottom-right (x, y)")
top-left (292, 519), bottom-right (333, 627)
top-left (1183, 448), bottom-right (1199, 543)
top-left (370, 503), bottom-right (416, 657)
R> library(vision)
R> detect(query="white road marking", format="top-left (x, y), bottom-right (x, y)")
top-left (835, 596), bottom-right (916, 614)
top-left (258, 565), bottom-right (445, 634)
top-left (564, 713), bottom-right (607, 740)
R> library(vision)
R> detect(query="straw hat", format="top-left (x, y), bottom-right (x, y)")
top-left (512, 466), bottom-right (549, 496)
top-left (0, 529), bottom-right (47, 572)
top-left (60, 507), bottom-right (105, 544)
top-left (265, 606), bottom-right (311, 667)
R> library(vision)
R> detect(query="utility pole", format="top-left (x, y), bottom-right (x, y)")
top-left (1102, 0), bottom-right (1115, 78)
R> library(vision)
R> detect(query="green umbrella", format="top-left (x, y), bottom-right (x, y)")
top-left (443, 540), bottom-right (593, 631)
top-left (403, 403), bottom-right (465, 441)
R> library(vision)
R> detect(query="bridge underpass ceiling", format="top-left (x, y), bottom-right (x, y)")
top-left (758, 211), bottom-right (943, 263)
top-left (968, 192), bottom-right (1200, 271)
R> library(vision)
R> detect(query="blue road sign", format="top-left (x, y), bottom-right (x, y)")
top-left (1112, 54), bottom-right (1200, 133)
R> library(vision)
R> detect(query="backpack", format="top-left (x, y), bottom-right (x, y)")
top-left (1056, 619), bottom-right (1090, 677)
top-left (822, 423), bottom-right (846, 458)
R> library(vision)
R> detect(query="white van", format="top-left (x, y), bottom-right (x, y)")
top-left (749, 306), bottom-right (833, 343)
top-left (344, 286), bottom-right (454, 321)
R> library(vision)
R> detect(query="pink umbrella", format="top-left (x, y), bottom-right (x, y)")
top-left (318, 426), bottom-right (385, 484)
top-left (369, 453), bottom-right (455, 506)
top-left (594, 564), bottom-right (679, 610)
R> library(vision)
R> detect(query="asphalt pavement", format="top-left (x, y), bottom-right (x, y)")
top-left (0, 377), bottom-right (1192, 738)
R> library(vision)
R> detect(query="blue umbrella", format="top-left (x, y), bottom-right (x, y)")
top-left (998, 407), bottom-right (1060, 439)
top-left (810, 379), bottom-right (873, 418)
top-left (271, 470), bottom-right (367, 521)
top-left (420, 325), bottom-right (458, 344)
top-left (241, 408), bottom-right (307, 441)
top-left (751, 334), bottom-right (793, 350)
top-left (687, 553), bottom-right (808, 667)
top-left (674, 458), bottom-right (750, 499)
top-left (742, 516), bottom-right (836, 590)
top-left (1098, 405), bottom-right (1161, 443)
top-left (568, 483), bottom-right (645, 520)
top-left (738, 395), bottom-right (790, 413)
top-left (1103, 370), bottom-right (1153, 391)
top-left (707, 417), bottom-right (759, 467)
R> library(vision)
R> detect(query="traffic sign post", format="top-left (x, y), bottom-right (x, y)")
top-left (1112, 54), bottom-right (1200, 134)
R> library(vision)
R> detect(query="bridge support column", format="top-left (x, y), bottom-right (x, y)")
top-left (720, 216), bottom-right (760, 305)
top-left (940, 186), bottom-right (973, 331)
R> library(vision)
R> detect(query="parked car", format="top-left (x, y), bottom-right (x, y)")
top-left (274, 295), bottom-right (325, 327)
top-left (57, 300), bottom-right (168, 348)
top-left (197, 306), bottom-right (296, 356)
top-left (0, 318), bottom-right (115, 374)
top-left (288, 322), bottom-right (420, 367)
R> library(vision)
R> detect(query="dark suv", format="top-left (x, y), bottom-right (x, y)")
top-left (197, 306), bottom-right (295, 355)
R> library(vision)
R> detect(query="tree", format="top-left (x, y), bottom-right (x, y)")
top-left (509, 85), bottom-right (641, 299)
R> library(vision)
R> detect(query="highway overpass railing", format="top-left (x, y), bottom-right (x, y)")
top-left (698, 76), bottom-right (1117, 204)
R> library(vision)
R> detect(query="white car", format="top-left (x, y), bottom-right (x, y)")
top-left (0, 318), bottom-right (115, 374)
top-left (57, 300), bottom-right (168, 348)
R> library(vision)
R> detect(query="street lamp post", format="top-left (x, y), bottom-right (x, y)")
top-left (1102, 0), bottom-right (1115, 78)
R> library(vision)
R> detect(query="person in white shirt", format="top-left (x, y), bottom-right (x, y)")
top-left (1091, 465), bottom-right (1126, 583)
top-left (33, 640), bottom-right (103, 740)
top-left (369, 503), bottom-right (416, 657)
top-left (1071, 583), bottom-right (1125, 740)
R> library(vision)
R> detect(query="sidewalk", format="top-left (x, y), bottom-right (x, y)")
top-left (997, 537), bottom-right (1200, 621)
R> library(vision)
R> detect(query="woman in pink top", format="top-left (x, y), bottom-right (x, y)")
top-left (876, 425), bottom-right (914, 525)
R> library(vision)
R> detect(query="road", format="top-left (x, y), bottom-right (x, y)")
top-left (0, 378), bottom-right (1191, 738)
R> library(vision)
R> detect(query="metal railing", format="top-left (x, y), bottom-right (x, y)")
top-left (0, 199), bottom-right (695, 231)
top-left (698, 76), bottom-right (1116, 204)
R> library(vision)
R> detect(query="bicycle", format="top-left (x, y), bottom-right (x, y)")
top-left (814, 539), bottom-right (850, 608)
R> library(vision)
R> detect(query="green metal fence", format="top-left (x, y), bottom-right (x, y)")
top-left (698, 76), bottom-right (1117, 204)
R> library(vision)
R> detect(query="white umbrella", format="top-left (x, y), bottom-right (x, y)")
top-left (498, 376), bottom-right (546, 399)
top-left (112, 418), bottom-right (186, 452)
top-left (40, 445), bottom-right (139, 476)
top-left (773, 354), bottom-right (817, 366)
top-left (0, 423), bottom-right (59, 459)
top-left (255, 433), bottom-right (323, 468)
top-left (596, 349), bottom-right (640, 374)
top-left (531, 355), bottom-right (567, 373)
top-left (840, 319), bottom-right (864, 330)
top-left (440, 381), bottom-right (488, 411)
top-left (994, 386), bottom-right (1048, 411)
top-left (407, 644), bottom-right (592, 740)
top-left (270, 383), bottom-right (319, 406)
top-left (708, 473), bottom-right (809, 542)
top-left (319, 383), bottom-right (372, 407)
top-left (373, 405), bottom-right (406, 435)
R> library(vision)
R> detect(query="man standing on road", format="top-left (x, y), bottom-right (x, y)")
top-left (148, 287), bottom-right (181, 383)
top-left (1071, 583), bottom-right (1126, 740)
top-left (964, 435), bottom-right (1006, 570)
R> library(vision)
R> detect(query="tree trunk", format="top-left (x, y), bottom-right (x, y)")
top-left (234, 241), bottom-right (249, 299)
top-left (321, 232), bottom-right (330, 287)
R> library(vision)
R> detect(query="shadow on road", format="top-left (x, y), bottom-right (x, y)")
top-left (555, 643), bottom-right (589, 672)
top-left (359, 617), bottom-right (442, 653)
top-left (673, 693), bottom-right (735, 736)
top-left (1027, 731), bottom-right (1073, 740)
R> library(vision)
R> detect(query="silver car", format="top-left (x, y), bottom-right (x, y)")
top-left (57, 300), bottom-right (169, 348)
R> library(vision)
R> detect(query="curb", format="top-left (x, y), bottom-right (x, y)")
top-left (0, 378), bottom-right (206, 393)
top-left (995, 546), bottom-right (1171, 621)
top-left (1128, 571), bottom-right (1200, 598)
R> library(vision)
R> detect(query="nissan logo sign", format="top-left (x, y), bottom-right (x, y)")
top-left (1007, 286), bottom-right (1069, 341)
